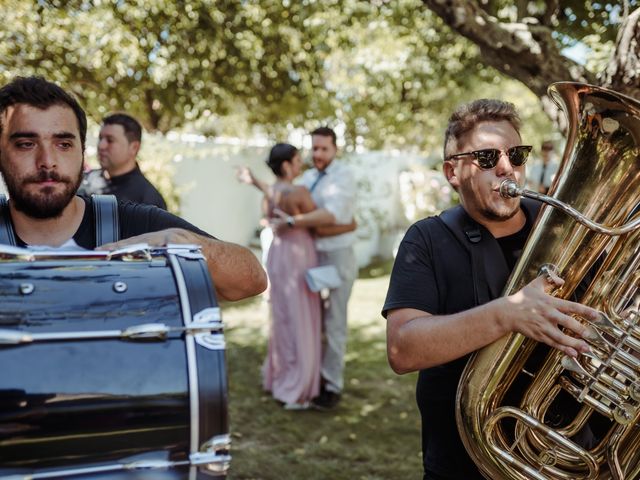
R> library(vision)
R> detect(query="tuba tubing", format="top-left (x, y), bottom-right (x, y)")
top-left (456, 82), bottom-right (640, 480)
top-left (499, 179), bottom-right (640, 236)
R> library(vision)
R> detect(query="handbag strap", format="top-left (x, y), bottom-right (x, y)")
top-left (0, 194), bottom-right (17, 246)
top-left (92, 194), bottom-right (120, 246)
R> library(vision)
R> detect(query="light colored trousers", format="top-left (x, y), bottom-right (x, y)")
top-left (317, 246), bottom-right (357, 393)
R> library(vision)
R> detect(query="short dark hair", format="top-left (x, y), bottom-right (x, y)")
top-left (0, 76), bottom-right (87, 151)
top-left (266, 143), bottom-right (299, 177)
top-left (443, 99), bottom-right (521, 158)
top-left (541, 140), bottom-right (554, 151)
top-left (103, 113), bottom-right (142, 143)
top-left (310, 126), bottom-right (337, 146)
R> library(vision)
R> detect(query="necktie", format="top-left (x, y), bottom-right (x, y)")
top-left (309, 171), bottom-right (326, 192)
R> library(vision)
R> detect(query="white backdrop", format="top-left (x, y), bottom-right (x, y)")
top-left (0, 133), bottom-right (435, 268)
top-left (164, 136), bottom-right (430, 267)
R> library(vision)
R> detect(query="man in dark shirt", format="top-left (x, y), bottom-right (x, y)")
top-left (0, 76), bottom-right (266, 302)
top-left (80, 112), bottom-right (167, 209)
top-left (382, 99), bottom-right (599, 479)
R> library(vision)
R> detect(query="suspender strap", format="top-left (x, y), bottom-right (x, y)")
top-left (0, 194), bottom-right (17, 246)
top-left (439, 205), bottom-right (494, 305)
top-left (438, 199), bottom-right (543, 305)
top-left (92, 194), bottom-right (120, 246)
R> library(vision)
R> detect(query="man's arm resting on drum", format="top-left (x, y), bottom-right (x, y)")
top-left (99, 228), bottom-right (268, 302)
top-left (387, 275), bottom-right (598, 374)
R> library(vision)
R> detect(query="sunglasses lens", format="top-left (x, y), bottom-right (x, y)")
top-left (509, 146), bottom-right (531, 166)
top-left (474, 149), bottom-right (499, 169)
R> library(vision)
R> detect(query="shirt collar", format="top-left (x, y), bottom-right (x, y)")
top-left (108, 163), bottom-right (141, 183)
top-left (319, 160), bottom-right (339, 176)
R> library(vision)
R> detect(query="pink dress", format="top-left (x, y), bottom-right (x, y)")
top-left (262, 191), bottom-right (322, 404)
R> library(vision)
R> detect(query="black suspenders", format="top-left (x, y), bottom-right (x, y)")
top-left (0, 194), bottom-right (119, 246)
top-left (0, 194), bottom-right (17, 246)
top-left (91, 194), bottom-right (120, 246)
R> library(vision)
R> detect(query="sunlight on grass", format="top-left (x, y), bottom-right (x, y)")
top-left (222, 274), bottom-right (422, 479)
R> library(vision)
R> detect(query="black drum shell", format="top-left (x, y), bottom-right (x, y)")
top-left (0, 254), bottom-right (227, 479)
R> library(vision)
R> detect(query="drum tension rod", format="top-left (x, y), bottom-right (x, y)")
top-left (0, 321), bottom-right (223, 345)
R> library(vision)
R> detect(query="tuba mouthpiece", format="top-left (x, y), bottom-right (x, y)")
top-left (499, 179), bottom-right (521, 198)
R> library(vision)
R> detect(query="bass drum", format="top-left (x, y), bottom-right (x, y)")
top-left (0, 245), bottom-right (229, 479)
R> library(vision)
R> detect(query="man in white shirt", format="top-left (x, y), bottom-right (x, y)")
top-left (527, 140), bottom-right (559, 194)
top-left (272, 127), bottom-right (357, 409)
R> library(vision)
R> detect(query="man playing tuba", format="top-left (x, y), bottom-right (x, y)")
top-left (382, 99), bottom-right (599, 480)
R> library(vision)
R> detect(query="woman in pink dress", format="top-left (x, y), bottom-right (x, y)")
top-left (238, 144), bottom-right (357, 409)
top-left (260, 144), bottom-right (322, 408)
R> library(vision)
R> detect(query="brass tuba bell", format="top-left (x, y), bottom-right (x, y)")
top-left (457, 82), bottom-right (640, 480)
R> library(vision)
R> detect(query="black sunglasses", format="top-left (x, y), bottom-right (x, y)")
top-left (446, 145), bottom-right (532, 170)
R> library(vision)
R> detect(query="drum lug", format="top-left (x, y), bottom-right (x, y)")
top-left (166, 243), bottom-right (206, 260)
top-left (193, 308), bottom-right (225, 350)
top-left (122, 323), bottom-right (171, 340)
top-left (195, 333), bottom-right (226, 350)
top-left (106, 243), bottom-right (152, 260)
top-left (192, 434), bottom-right (231, 474)
top-left (193, 307), bottom-right (221, 323)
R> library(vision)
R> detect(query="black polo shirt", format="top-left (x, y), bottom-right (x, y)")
top-left (13, 196), bottom-right (210, 249)
top-left (80, 164), bottom-right (167, 210)
top-left (382, 201), bottom-right (538, 479)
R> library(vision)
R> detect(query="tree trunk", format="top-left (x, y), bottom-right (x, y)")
top-left (600, 7), bottom-right (640, 100)
top-left (144, 89), bottom-right (162, 133)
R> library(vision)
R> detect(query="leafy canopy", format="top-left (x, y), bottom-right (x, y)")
top-left (1, 0), bottom-right (631, 151)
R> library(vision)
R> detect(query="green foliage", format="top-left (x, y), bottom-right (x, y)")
top-left (136, 134), bottom-right (184, 214)
top-left (314, 2), bottom-right (495, 150)
top-left (1, 0), bottom-right (327, 132)
top-left (552, 1), bottom-right (636, 44)
top-left (475, 0), bottom-right (635, 43)
top-left (0, 0), bottom-right (628, 153)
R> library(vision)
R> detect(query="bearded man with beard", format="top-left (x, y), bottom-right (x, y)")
top-left (0, 76), bottom-right (266, 302)
top-left (382, 99), bottom-right (600, 480)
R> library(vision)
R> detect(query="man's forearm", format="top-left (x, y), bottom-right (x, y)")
top-left (387, 275), bottom-right (597, 373)
top-left (315, 218), bottom-right (357, 237)
top-left (98, 228), bottom-right (267, 302)
top-left (290, 208), bottom-right (335, 228)
top-left (386, 302), bottom-right (507, 374)
top-left (187, 231), bottom-right (268, 301)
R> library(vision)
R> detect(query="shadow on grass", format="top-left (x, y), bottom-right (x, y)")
top-left (225, 317), bottom-right (422, 479)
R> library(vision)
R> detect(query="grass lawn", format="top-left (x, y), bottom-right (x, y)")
top-left (222, 273), bottom-right (422, 479)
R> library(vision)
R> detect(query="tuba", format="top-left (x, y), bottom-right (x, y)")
top-left (457, 82), bottom-right (640, 479)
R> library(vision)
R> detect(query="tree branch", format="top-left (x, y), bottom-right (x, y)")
top-left (422, 0), bottom-right (603, 129)
top-left (600, 6), bottom-right (640, 100)
top-left (540, 0), bottom-right (559, 28)
top-left (423, 0), bottom-right (595, 97)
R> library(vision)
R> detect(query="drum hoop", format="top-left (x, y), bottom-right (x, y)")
top-left (0, 243), bottom-right (204, 262)
top-left (168, 252), bottom-right (202, 462)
